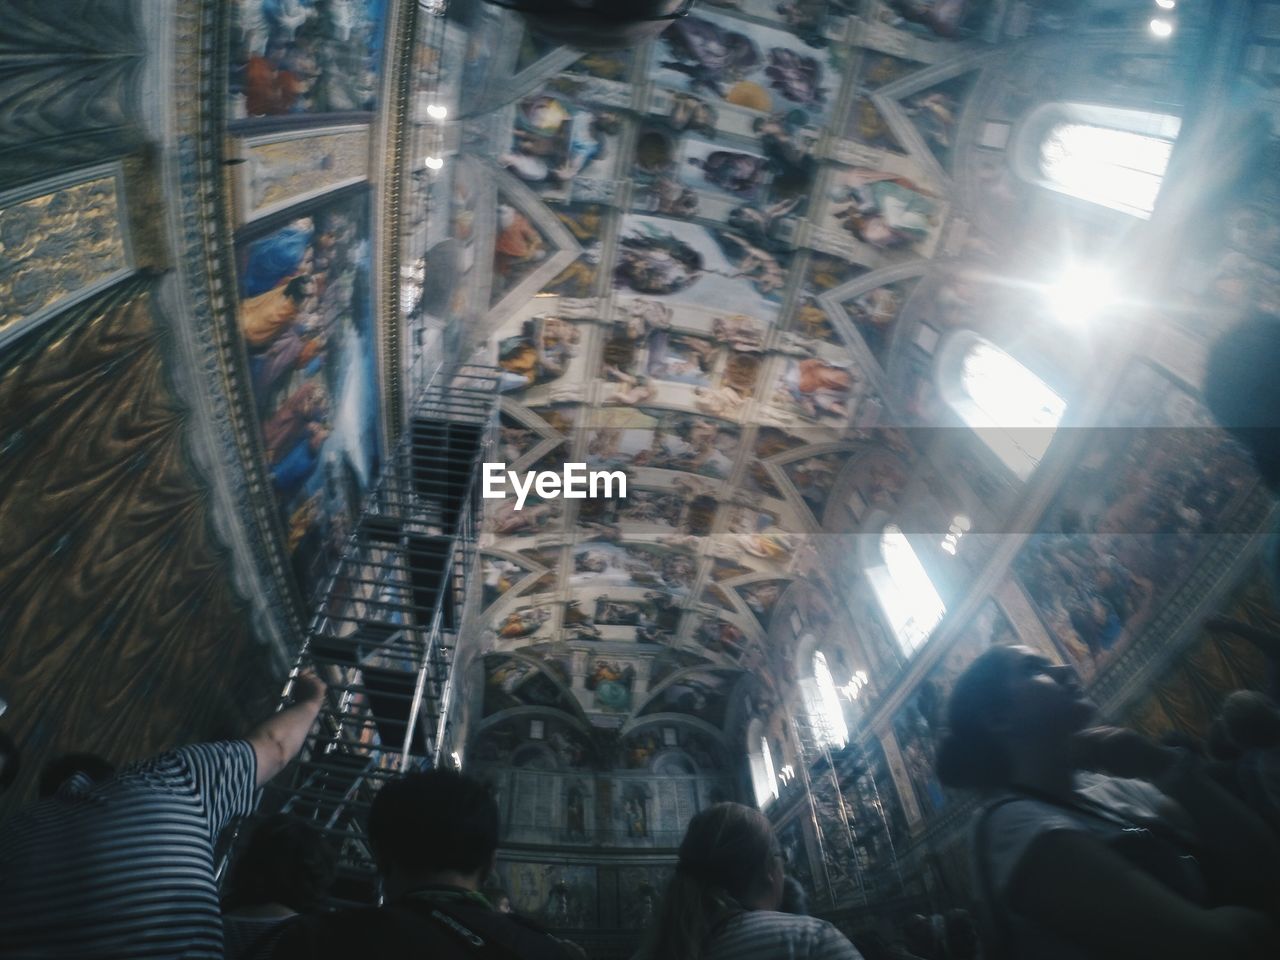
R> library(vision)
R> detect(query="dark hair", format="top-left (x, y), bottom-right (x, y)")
top-left (1204, 314), bottom-right (1280, 490)
top-left (945, 908), bottom-right (980, 960)
top-left (368, 770), bottom-right (500, 878)
top-left (637, 803), bottom-right (777, 960)
top-left (935, 646), bottom-right (1020, 790)
top-left (222, 815), bottom-right (337, 913)
top-left (38, 753), bottom-right (115, 798)
top-left (0, 730), bottom-right (19, 791)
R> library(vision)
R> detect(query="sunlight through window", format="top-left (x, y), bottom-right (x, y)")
top-left (1039, 119), bottom-right (1178, 218)
top-left (958, 340), bottom-right (1065, 480)
top-left (872, 526), bottom-right (946, 657)
top-left (761, 737), bottom-right (779, 802)
top-left (812, 651), bottom-right (849, 749)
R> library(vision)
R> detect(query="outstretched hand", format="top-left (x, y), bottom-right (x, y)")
top-left (291, 669), bottom-right (327, 705)
top-left (1071, 726), bottom-right (1177, 782)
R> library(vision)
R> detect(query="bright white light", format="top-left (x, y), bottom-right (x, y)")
top-left (424, 156), bottom-right (444, 170)
top-left (1155, 0), bottom-right (1175, 8)
top-left (957, 341), bottom-right (1065, 477)
top-left (762, 738), bottom-right (779, 800)
top-left (450, 751), bottom-right (462, 770)
top-left (1040, 120), bottom-right (1178, 218)
top-left (813, 651), bottom-right (849, 749)
top-left (1150, 18), bottom-right (1173, 37)
top-left (872, 526), bottom-right (947, 656)
top-left (840, 670), bottom-right (870, 701)
top-left (1045, 262), bottom-right (1120, 327)
top-left (426, 104), bottom-right (448, 120)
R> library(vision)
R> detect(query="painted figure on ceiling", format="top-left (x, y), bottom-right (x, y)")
top-left (885, 0), bottom-right (977, 39)
top-left (659, 17), bottom-right (761, 99)
top-left (765, 48), bottom-right (826, 107)
top-left (493, 204), bottom-right (546, 288)
top-left (832, 170), bottom-right (937, 250)
top-left (668, 93), bottom-right (719, 136)
top-left (497, 316), bottom-right (580, 393)
top-left (502, 96), bottom-right (622, 185)
top-left (615, 230), bottom-right (704, 295)
top-left (687, 151), bottom-right (769, 198)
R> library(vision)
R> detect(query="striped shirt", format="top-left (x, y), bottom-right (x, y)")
top-left (0, 740), bottom-right (257, 960)
top-left (704, 911), bottom-right (865, 960)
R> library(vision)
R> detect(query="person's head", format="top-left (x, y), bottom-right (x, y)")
top-left (936, 646), bottom-right (1094, 790)
top-left (222, 815), bottom-right (337, 914)
top-left (367, 769), bottom-right (500, 897)
top-left (944, 908), bottom-right (980, 960)
top-left (37, 753), bottom-right (115, 798)
top-left (638, 803), bottom-right (784, 960)
top-left (1219, 689), bottom-right (1280, 750)
top-left (1204, 314), bottom-right (1280, 490)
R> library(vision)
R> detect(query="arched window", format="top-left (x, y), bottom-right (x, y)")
top-left (1014, 103), bottom-right (1180, 219)
top-left (809, 651), bottom-right (849, 750)
top-left (748, 720), bottom-right (779, 808)
top-left (940, 334), bottom-right (1065, 480)
top-left (868, 525), bottom-right (946, 657)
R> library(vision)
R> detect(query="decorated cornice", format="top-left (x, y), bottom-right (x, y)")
top-left (375, 0), bottom-right (419, 443)
top-left (162, 1), bottom-right (304, 653)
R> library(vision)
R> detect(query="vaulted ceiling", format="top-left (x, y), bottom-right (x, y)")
top-left (397, 0), bottom-right (1270, 767)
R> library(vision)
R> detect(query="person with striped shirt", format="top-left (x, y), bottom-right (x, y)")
top-left (634, 802), bottom-right (864, 960)
top-left (0, 670), bottom-right (327, 960)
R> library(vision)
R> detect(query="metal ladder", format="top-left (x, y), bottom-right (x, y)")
top-left (255, 364), bottom-right (499, 908)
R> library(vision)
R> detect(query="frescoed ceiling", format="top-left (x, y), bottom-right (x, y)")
top-left (412, 0), bottom-right (1229, 749)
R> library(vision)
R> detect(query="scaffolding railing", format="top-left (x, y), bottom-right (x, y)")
top-left (246, 363), bottom-right (499, 907)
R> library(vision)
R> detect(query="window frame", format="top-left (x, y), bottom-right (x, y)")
top-left (936, 330), bottom-right (1065, 482)
top-left (1010, 101), bottom-right (1181, 219)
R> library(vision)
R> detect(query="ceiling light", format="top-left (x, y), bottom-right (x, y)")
top-left (1149, 17), bottom-right (1173, 37)
top-left (1044, 262), bottom-right (1119, 327)
top-left (424, 156), bottom-right (444, 170)
top-left (1154, 0), bottom-right (1175, 8)
top-left (426, 104), bottom-right (448, 120)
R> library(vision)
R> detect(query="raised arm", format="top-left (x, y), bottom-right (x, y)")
top-left (246, 669), bottom-right (326, 787)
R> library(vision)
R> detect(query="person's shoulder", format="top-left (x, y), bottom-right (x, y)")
top-left (1075, 770), bottom-right (1167, 818)
top-left (265, 907), bottom-right (383, 959)
top-left (725, 912), bottom-right (861, 958)
top-left (734, 910), bottom-right (837, 938)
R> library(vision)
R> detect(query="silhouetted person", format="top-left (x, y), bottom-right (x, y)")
top-left (937, 645), bottom-right (1279, 959)
top-left (0, 671), bottom-right (327, 959)
top-left (635, 802), bottom-right (863, 960)
top-left (221, 815), bottom-right (337, 960)
top-left (1204, 314), bottom-right (1280, 692)
top-left (269, 769), bottom-right (581, 959)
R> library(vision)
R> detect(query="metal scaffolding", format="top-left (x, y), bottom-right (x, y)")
top-left (256, 364), bottom-right (499, 907)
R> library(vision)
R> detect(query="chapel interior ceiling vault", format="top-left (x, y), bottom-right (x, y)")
top-left (389, 0), bottom-right (1280, 782)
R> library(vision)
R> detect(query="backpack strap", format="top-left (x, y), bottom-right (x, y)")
top-left (971, 796), bottom-right (1023, 960)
